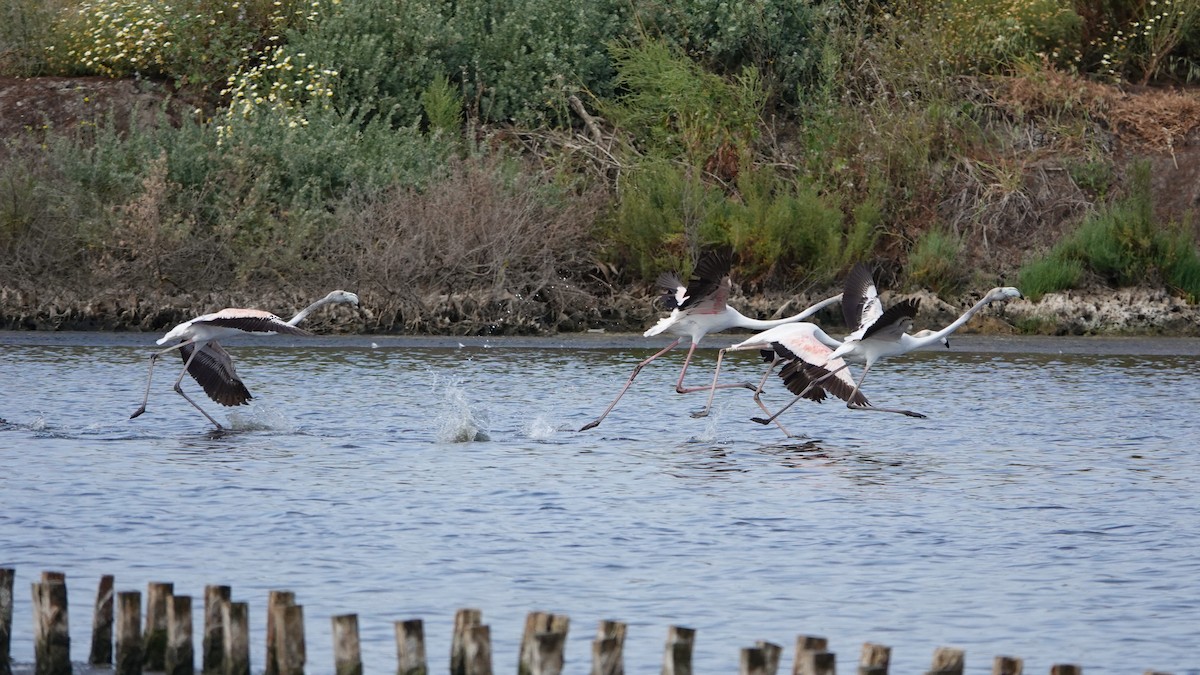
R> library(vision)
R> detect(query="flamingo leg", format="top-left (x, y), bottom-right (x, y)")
top-left (579, 338), bottom-right (682, 431)
top-left (691, 347), bottom-right (730, 418)
top-left (844, 364), bottom-right (927, 418)
top-left (676, 341), bottom-right (756, 395)
top-left (170, 342), bottom-right (226, 430)
top-left (130, 338), bottom-right (200, 420)
top-left (748, 356), bottom-right (798, 437)
top-left (750, 362), bottom-right (851, 426)
top-left (691, 346), bottom-right (782, 420)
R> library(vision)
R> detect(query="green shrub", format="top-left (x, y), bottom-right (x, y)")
top-left (605, 39), bottom-right (764, 166)
top-left (1017, 161), bottom-right (1200, 301)
top-left (0, 0), bottom-right (73, 76)
top-left (908, 227), bottom-right (965, 294)
top-left (51, 0), bottom-right (314, 90)
top-left (631, 0), bottom-right (827, 104)
top-left (1016, 255), bottom-right (1084, 300)
top-left (932, 0), bottom-right (1084, 73)
top-left (421, 74), bottom-right (463, 136)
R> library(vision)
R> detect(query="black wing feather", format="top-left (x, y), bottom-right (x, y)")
top-left (179, 341), bottom-right (253, 407)
top-left (205, 316), bottom-right (311, 336)
top-left (861, 298), bottom-right (919, 341)
top-left (678, 246), bottom-right (733, 310)
top-left (841, 262), bottom-right (876, 329)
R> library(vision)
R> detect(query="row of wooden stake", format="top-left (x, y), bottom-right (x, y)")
top-left (0, 569), bottom-right (1172, 675)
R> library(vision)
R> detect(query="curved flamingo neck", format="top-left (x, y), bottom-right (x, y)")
top-left (730, 293), bottom-right (843, 331)
top-left (287, 296), bottom-right (335, 326)
top-left (903, 294), bottom-right (997, 348)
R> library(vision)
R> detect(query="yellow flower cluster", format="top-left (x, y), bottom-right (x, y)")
top-left (58, 0), bottom-right (174, 76)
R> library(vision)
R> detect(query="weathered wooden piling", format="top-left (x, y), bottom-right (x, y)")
top-left (858, 642), bottom-right (890, 675)
top-left (274, 603), bottom-right (306, 675)
top-left (793, 635), bottom-right (829, 675)
top-left (90, 574), bottom-right (115, 666)
top-left (993, 656), bottom-right (1023, 675)
top-left (804, 651), bottom-right (837, 675)
top-left (661, 625), bottom-right (695, 675)
top-left (927, 647), bottom-right (964, 675)
top-left (519, 612), bottom-right (569, 675)
top-left (0, 568), bottom-right (13, 675)
top-left (203, 585), bottom-right (231, 674)
top-left (450, 608), bottom-right (483, 675)
top-left (332, 614), bottom-right (362, 675)
top-left (462, 624), bottom-right (492, 675)
top-left (266, 591), bottom-right (297, 675)
top-left (1050, 666), bottom-right (1081, 675)
top-left (757, 641), bottom-right (783, 675)
top-left (166, 595), bottom-right (194, 675)
top-left (143, 581), bottom-right (175, 670)
top-left (740, 646), bottom-right (770, 675)
top-left (394, 618), bottom-right (427, 675)
top-left (221, 601), bottom-right (250, 675)
top-left (116, 591), bottom-right (143, 675)
top-left (32, 571), bottom-right (70, 675)
top-left (591, 620), bottom-right (626, 675)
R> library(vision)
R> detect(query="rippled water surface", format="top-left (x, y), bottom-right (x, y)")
top-left (2, 331), bottom-right (1199, 675)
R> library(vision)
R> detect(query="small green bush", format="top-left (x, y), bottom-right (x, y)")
top-left (1016, 255), bottom-right (1084, 300)
top-left (908, 228), bottom-right (965, 294)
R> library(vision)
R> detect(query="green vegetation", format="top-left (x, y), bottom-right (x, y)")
top-left (1018, 162), bottom-right (1200, 302)
top-left (1, 0), bottom-right (1199, 332)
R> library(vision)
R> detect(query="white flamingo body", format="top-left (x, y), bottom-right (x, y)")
top-left (698, 322), bottom-right (866, 435)
top-left (131, 290), bottom-right (360, 429)
top-left (755, 264), bottom-right (1022, 424)
top-left (580, 247), bottom-right (842, 431)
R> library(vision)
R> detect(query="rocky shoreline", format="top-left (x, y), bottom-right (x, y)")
top-left (2, 284), bottom-right (1197, 337)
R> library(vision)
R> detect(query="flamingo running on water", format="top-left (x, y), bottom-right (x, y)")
top-left (699, 321), bottom-right (870, 437)
top-left (130, 290), bottom-right (360, 429)
top-left (753, 263), bottom-right (1022, 425)
top-left (579, 247), bottom-right (842, 431)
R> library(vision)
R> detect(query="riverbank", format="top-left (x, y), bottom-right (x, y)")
top-left (1, 282), bottom-right (1197, 336)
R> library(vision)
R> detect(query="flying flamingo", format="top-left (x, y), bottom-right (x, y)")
top-left (579, 247), bottom-right (842, 431)
top-left (698, 322), bottom-right (870, 436)
top-left (130, 290), bottom-right (360, 429)
top-left (753, 264), bottom-right (1022, 425)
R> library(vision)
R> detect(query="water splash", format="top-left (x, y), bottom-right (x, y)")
top-left (525, 415), bottom-right (557, 441)
top-left (434, 377), bottom-right (490, 442)
top-left (228, 405), bottom-right (297, 433)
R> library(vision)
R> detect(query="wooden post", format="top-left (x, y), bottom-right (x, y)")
top-left (591, 620), bottom-right (626, 675)
top-left (116, 591), bottom-right (143, 675)
top-left (993, 657), bottom-right (1023, 675)
top-left (0, 568), bottom-right (13, 675)
top-left (166, 595), bottom-right (194, 675)
top-left (661, 626), bottom-right (695, 675)
top-left (530, 631), bottom-right (567, 675)
top-left (394, 619), bottom-right (427, 675)
top-left (331, 614), bottom-right (361, 675)
top-left (90, 575), bottom-right (115, 666)
top-left (927, 647), bottom-right (963, 675)
top-left (858, 643), bottom-right (890, 675)
top-left (144, 582), bottom-right (174, 671)
top-left (274, 604), bottom-right (305, 675)
top-left (520, 612), bottom-right (569, 675)
top-left (1050, 666), bottom-right (1081, 675)
top-left (202, 586), bottom-right (231, 674)
top-left (793, 636), bottom-right (829, 675)
top-left (32, 571), bottom-right (70, 675)
top-left (450, 609), bottom-right (482, 675)
top-left (741, 647), bottom-right (769, 675)
top-left (757, 641), bottom-right (783, 675)
top-left (805, 653), bottom-right (837, 675)
top-left (221, 601), bottom-right (250, 675)
top-left (463, 625), bottom-right (492, 675)
top-left (265, 591), bottom-right (296, 675)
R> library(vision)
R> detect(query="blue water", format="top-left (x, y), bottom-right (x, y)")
top-left (2, 332), bottom-right (1199, 675)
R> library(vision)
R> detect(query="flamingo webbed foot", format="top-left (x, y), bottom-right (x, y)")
top-left (690, 410), bottom-right (709, 419)
top-left (578, 420), bottom-right (600, 432)
top-left (130, 406), bottom-right (146, 419)
top-left (750, 416), bottom-right (772, 425)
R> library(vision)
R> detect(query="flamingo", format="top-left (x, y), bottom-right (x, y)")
top-left (579, 247), bottom-right (842, 431)
top-left (753, 263), bottom-right (1022, 425)
top-left (698, 322), bottom-right (869, 436)
top-left (130, 290), bottom-right (360, 429)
